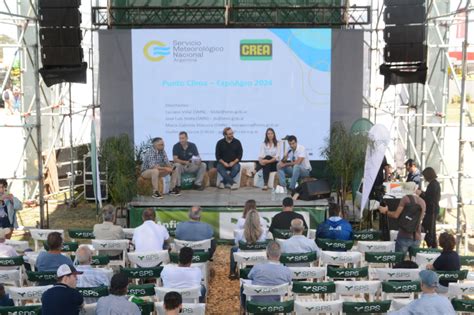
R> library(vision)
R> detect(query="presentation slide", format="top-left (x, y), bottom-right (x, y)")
top-left (132, 29), bottom-right (331, 160)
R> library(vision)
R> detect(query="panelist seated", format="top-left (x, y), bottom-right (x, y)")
top-left (255, 128), bottom-right (281, 191)
top-left (170, 131), bottom-right (207, 195)
top-left (277, 135), bottom-right (311, 195)
top-left (141, 137), bottom-right (173, 199)
top-left (215, 127), bottom-right (243, 190)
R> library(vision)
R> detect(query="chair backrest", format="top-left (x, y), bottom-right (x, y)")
top-left (460, 255), bottom-right (474, 267)
top-left (0, 305), bottom-right (42, 314)
top-left (77, 286), bottom-right (109, 298)
top-left (0, 256), bottom-right (24, 267)
top-left (353, 230), bottom-right (381, 241)
top-left (43, 241), bottom-right (79, 252)
top-left (382, 281), bottom-right (421, 294)
top-left (335, 280), bottom-right (381, 296)
top-left (128, 250), bottom-right (170, 268)
top-left (26, 271), bottom-right (57, 284)
top-left (365, 252), bottom-right (404, 264)
top-left (71, 254), bottom-right (111, 266)
top-left (170, 251), bottom-right (209, 264)
top-left (435, 270), bottom-right (468, 282)
top-left (320, 250), bottom-right (361, 266)
top-left (415, 252), bottom-right (441, 267)
top-left (356, 241), bottom-right (395, 253)
top-left (272, 229), bottom-right (293, 240)
top-left (242, 282), bottom-right (290, 298)
top-left (7, 285), bottom-right (53, 303)
top-left (5, 240), bottom-right (29, 253)
top-left (121, 266), bottom-right (163, 279)
top-left (280, 252), bottom-right (317, 265)
top-left (128, 283), bottom-right (156, 297)
top-left (327, 266), bottom-right (369, 279)
top-left (409, 247), bottom-right (441, 257)
top-left (92, 239), bottom-right (129, 251)
top-left (155, 302), bottom-right (205, 315)
top-left (316, 238), bottom-right (354, 251)
top-left (238, 241), bottom-right (269, 251)
top-left (155, 286), bottom-right (201, 303)
top-left (246, 300), bottom-right (294, 314)
top-left (342, 300), bottom-right (391, 314)
top-left (294, 300), bottom-right (342, 315)
top-left (136, 301), bottom-right (155, 315)
top-left (447, 282), bottom-right (474, 297)
top-left (233, 251), bottom-right (267, 267)
top-left (289, 266), bottom-right (326, 281)
top-left (123, 228), bottom-right (135, 240)
top-left (239, 267), bottom-right (252, 279)
top-left (451, 298), bottom-right (474, 313)
top-left (375, 268), bottom-right (421, 281)
top-left (80, 303), bottom-right (97, 315)
top-left (68, 229), bottom-right (95, 240)
top-left (30, 229), bottom-right (64, 241)
top-left (0, 269), bottom-right (21, 284)
top-left (173, 239), bottom-right (212, 252)
top-left (292, 281), bottom-right (335, 295)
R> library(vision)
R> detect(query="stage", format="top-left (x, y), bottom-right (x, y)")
top-left (129, 187), bottom-right (328, 240)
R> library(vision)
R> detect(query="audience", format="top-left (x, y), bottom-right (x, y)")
top-left (237, 199), bottom-right (257, 229)
top-left (282, 218), bottom-right (318, 254)
top-left (269, 197), bottom-right (308, 235)
top-left (163, 291), bottom-right (183, 315)
top-left (0, 228), bottom-right (16, 258)
top-left (230, 210), bottom-right (267, 279)
top-left (316, 203), bottom-right (353, 241)
top-left (132, 208), bottom-right (169, 252)
top-left (426, 232), bottom-right (460, 293)
top-left (75, 245), bottom-right (110, 288)
top-left (96, 273), bottom-right (140, 315)
top-left (389, 270), bottom-right (455, 315)
top-left (41, 264), bottom-right (84, 315)
top-left (36, 232), bottom-right (73, 271)
top-left (93, 204), bottom-right (125, 258)
top-left (0, 284), bottom-right (13, 306)
top-left (160, 247), bottom-right (205, 302)
top-left (243, 241), bottom-right (292, 304)
top-left (175, 206), bottom-right (215, 257)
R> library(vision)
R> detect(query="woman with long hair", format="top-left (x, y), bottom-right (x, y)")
top-left (255, 128), bottom-right (281, 190)
top-left (417, 167), bottom-right (441, 248)
top-left (237, 199), bottom-right (256, 229)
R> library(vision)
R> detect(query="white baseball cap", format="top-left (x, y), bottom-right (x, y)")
top-left (57, 264), bottom-right (83, 278)
top-left (0, 228), bottom-right (11, 239)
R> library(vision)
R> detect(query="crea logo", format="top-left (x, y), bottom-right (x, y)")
top-left (144, 40), bottom-right (170, 62)
top-left (240, 39), bottom-right (272, 61)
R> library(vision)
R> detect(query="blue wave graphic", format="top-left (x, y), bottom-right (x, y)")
top-left (151, 46), bottom-right (170, 56)
top-left (270, 29), bottom-right (331, 72)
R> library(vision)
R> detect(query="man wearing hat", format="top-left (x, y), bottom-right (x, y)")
top-left (41, 264), bottom-right (84, 315)
top-left (389, 270), bottom-right (455, 314)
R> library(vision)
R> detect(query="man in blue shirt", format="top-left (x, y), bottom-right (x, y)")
top-left (175, 206), bottom-right (215, 257)
top-left (316, 203), bottom-right (353, 241)
top-left (389, 270), bottom-right (455, 315)
top-left (41, 264), bottom-right (84, 315)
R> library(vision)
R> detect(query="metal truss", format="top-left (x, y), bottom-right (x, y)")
top-left (91, 5), bottom-right (370, 27)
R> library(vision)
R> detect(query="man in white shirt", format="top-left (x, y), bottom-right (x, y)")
top-left (0, 228), bottom-right (16, 258)
top-left (282, 219), bottom-right (319, 254)
top-left (93, 205), bottom-right (125, 257)
top-left (277, 135), bottom-right (311, 194)
top-left (160, 247), bottom-right (205, 302)
top-left (75, 245), bottom-right (110, 304)
top-left (132, 208), bottom-right (169, 252)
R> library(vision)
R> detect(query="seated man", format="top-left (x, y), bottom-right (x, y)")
top-left (244, 241), bottom-right (292, 303)
top-left (75, 245), bottom-right (110, 288)
top-left (277, 135), bottom-right (311, 194)
top-left (141, 137), bottom-right (173, 199)
top-left (93, 204), bottom-right (125, 258)
top-left (175, 206), bottom-right (215, 257)
top-left (132, 208), bottom-right (169, 252)
top-left (282, 219), bottom-right (319, 254)
top-left (160, 247), bottom-right (205, 303)
top-left (164, 291), bottom-right (183, 315)
top-left (96, 273), bottom-right (140, 315)
top-left (215, 127), bottom-right (243, 190)
top-left (269, 197), bottom-right (308, 235)
top-left (390, 270), bottom-right (455, 315)
top-left (170, 131), bottom-right (207, 195)
top-left (316, 203), bottom-right (353, 241)
top-left (36, 232), bottom-right (73, 271)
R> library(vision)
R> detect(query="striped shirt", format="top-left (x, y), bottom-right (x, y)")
top-left (141, 148), bottom-right (170, 172)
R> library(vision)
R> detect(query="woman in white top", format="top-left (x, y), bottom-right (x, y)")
top-left (256, 128), bottom-right (281, 190)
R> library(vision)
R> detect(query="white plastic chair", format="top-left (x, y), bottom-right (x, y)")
top-left (415, 252), bottom-right (441, 268)
top-left (289, 267), bottom-right (326, 281)
top-left (155, 286), bottom-right (201, 304)
top-left (375, 268), bottom-right (421, 281)
top-left (233, 251), bottom-right (267, 270)
top-left (29, 229), bottom-right (64, 251)
top-left (294, 299), bottom-right (343, 315)
top-left (319, 250), bottom-right (361, 266)
top-left (242, 282), bottom-right (291, 302)
top-left (155, 302), bottom-right (205, 315)
top-left (5, 240), bottom-right (29, 254)
top-left (173, 239), bottom-right (212, 252)
top-left (0, 269), bottom-right (22, 287)
top-left (356, 241), bottom-right (395, 253)
top-left (91, 239), bottom-right (129, 267)
top-left (7, 285), bottom-right (53, 305)
top-left (127, 250), bottom-right (170, 268)
top-left (123, 228), bottom-right (134, 240)
top-left (335, 280), bottom-right (381, 302)
top-left (447, 282), bottom-right (474, 297)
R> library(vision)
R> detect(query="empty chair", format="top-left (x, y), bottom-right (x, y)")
top-left (7, 285), bottom-right (52, 305)
top-left (292, 280), bottom-right (336, 301)
top-left (342, 300), bottom-right (392, 314)
top-left (447, 282), bottom-right (474, 297)
top-left (382, 280), bottom-right (421, 311)
top-left (335, 280), bottom-right (381, 302)
top-left (289, 267), bottom-right (326, 282)
top-left (319, 250), bottom-right (361, 267)
top-left (327, 266), bottom-right (369, 280)
top-left (0, 305), bottom-right (42, 315)
top-left (356, 241), bottom-right (395, 253)
top-left (294, 299), bottom-right (342, 315)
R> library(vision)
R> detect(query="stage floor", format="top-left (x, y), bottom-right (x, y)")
top-left (131, 187), bottom-right (329, 208)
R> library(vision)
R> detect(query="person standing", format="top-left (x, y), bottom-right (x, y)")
top-left (417, 167), bottom-right (441, 248)
top-left (0, 179), bottom-right (22, 236)
top-left (2, 86), bottom-right (20, 115)
top-left (215, 127), bottom-right (243, 190)
top-left (141, 137), bottom-right (173, 199)
top-left (277, 135), bottom-right (311, 194)
top-left (170, 131), bottom-right (207, 194)
top-left (41, 264), bottom-right (84, 315)
top-left (255, 128), bottom-right (281, 190)
top-left (405, 158), bottom-right (421, 188)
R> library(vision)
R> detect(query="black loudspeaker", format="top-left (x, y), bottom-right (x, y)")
top-left (39, 63), bottom-right (87, 87)
top-left (39, 0), bottom-right (80, 8)
top-left (298, 179), bottom-right (331, 201)
top-left (384, 0), bottom-right (425, 5)
top-left (39, 8), bottom-right (81, 27)
top-left (384, 25), bottom-right (425, 44)
top-left (384, 6), bottom-right (425, 25)
top-left (384, 44), bottom-right (426, 63)
top-left (41, 47), bottom-right (83, 66)
top-left (40, 28), bottom-right (82, 47)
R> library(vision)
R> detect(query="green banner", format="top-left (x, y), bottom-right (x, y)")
top-left (435, 270), bottom-right (468, 281)
top-left (129, 207), bottom-right (326, 240)
top-left (365, 252), bottom-right (404, 264)
top-left (382, 281), bottom-right (421, 293)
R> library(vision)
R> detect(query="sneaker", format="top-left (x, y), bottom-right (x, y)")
top-left (231, 183), bottom-right (239, 190)
top-left (262, 185), bottom-right (268, 191)
top-left (170, 187), bottom-right (181, 196)
top-left (193, 184), bottom-right (205, 191)
top-left (152, 191), bottom-right (163, 199)
top-left (218, 182), bottom-right (225, 189)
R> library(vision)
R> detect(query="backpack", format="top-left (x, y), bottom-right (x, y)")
top-left (398, 195), bottom-right (422, 234)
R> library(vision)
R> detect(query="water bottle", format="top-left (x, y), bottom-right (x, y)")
top-left (271, 188), bottom-right (276, 201)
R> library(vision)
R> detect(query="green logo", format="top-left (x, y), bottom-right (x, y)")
top-left (240, 39), bottom-right (272, 61)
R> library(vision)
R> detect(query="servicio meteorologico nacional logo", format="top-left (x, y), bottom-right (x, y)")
top-left (143, 41), bottom-right (170, 62)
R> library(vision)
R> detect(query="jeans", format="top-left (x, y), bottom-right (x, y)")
top-left (170, 162), bottom-right (207, 189)
top-left (277, 164), bottom-right (310, 190)
top-left (395, 237), bottom-right (421, 257)
top-left (216, 163), bottom-right (240, 185)
top-left (229, 246), bottom-right (238, 275)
